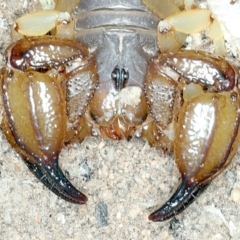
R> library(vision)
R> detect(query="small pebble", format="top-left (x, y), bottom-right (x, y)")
top-left (116, 211), bottom-right (122, 220)
top-left (79, 160), bottom-right (92, 181)
top-left (56, 213), bottom-right (66, 225)
top-left (101, 190), bottom-right (113, 201)
top-left (129, 206), bottom-right (140, 219)
top-left (134, 176), bottom-right (145, 186)
top-left (230, 187), bottom-right (240, 203)
top-left (101, 164), bottom-right (109, 178)
top-left (106, 146), bottom-right (115, 162)
top-left (150, 159), bottom-right (159, 169)
top-left (95, 202), bottom-right (108, 227)
top-left (98, 141), bottom-right (106, 149)
top-left (109, 172), bottom-right (115, 180)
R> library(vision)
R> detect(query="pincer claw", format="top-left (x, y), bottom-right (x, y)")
top-left (0, 36), bottom-right (97, 204)
top-left (149, 89), bottom-right (240, 221)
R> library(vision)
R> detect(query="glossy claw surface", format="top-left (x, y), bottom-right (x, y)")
top-left (148, 179), bottom-right (210, 222)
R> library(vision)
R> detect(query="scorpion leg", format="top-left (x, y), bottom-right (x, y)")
top-left (12, 0), bottom-right (80, 40)
top-left (1, 37), bottom-right (97, 203)
top-left (146, 51), bottom-right (240, 221)
top-left (142, 0), bottom-right (224, 54)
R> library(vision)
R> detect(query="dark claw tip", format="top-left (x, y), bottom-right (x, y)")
top-left (24, 157), bottom-right (88, 204)
top-left (148, 178), bottom-right (210, 222)
top-left (148, 211), bottom-right (163, 222)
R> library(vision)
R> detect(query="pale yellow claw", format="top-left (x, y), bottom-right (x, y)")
top-left (14, 10), bottom-right (72, 37)
top-left (142, 0), bottom-right (187, 53)
top-left (142, 0), bottom-right (226, 54)
top-left (162, 9), bottom-right (212, 34)
top-left (12, 0), bottom-right (80, 39)
top-left (157, 9), bottom-right (212, 53)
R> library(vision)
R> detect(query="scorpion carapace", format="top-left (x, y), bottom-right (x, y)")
top-left (1, 0), bottom-right (240, 222)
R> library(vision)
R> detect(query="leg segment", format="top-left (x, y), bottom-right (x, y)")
top-left (142, 0), bottom-right (225, 54)
top-left (12, 0), bottom-right (80, 39)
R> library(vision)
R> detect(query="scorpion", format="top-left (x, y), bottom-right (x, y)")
top-left (0, 0), bottom-right (239, 222)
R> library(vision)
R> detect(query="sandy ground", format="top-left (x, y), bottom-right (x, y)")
top-left (1, 0), bottom-right (240, 239)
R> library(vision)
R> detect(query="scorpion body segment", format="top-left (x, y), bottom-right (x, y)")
top-left (74, 0), bottom-right (161, 140)
top-left (1, 0), bottom-right (240, 222)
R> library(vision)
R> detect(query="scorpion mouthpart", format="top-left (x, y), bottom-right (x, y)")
top-left (24, 157), bottom-right (88, 204)
top-left (148, 178), bottom-right (210, 222)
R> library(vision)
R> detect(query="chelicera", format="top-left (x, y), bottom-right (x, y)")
top-left (1, 0), bottom-right (240, 222)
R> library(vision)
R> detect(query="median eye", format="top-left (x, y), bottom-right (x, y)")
top-left (111, 65), bottom-right (129, 91)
